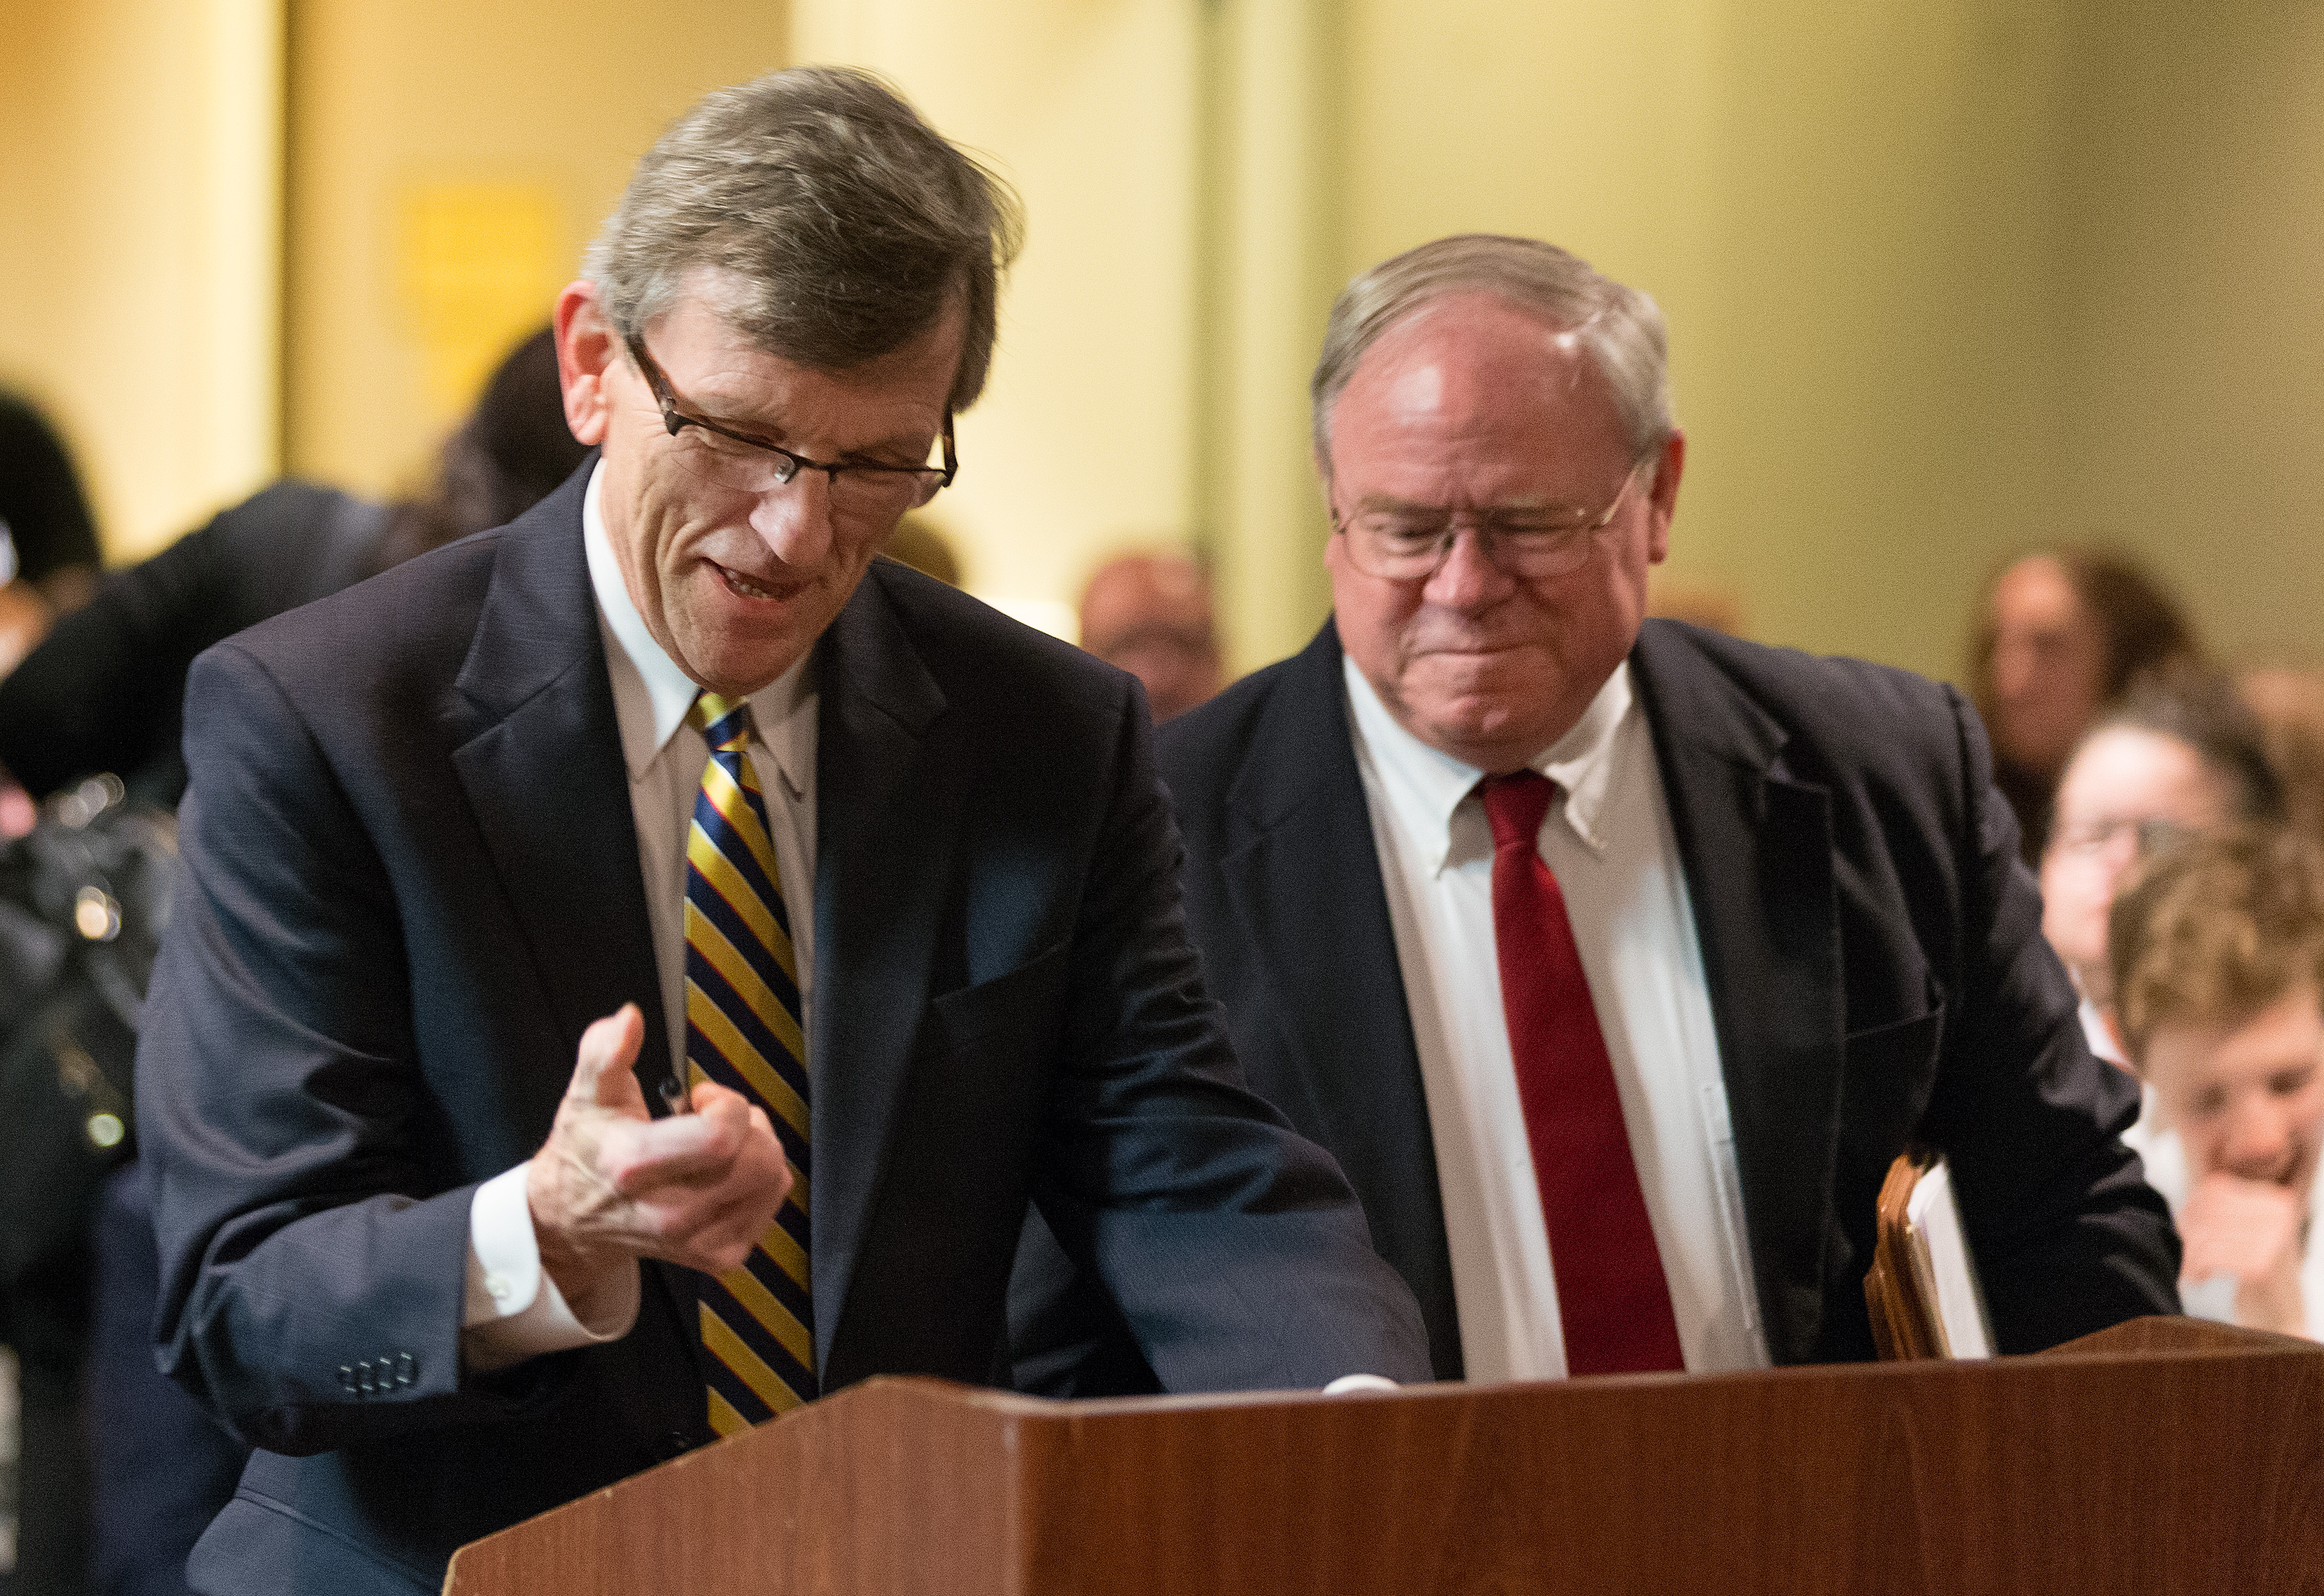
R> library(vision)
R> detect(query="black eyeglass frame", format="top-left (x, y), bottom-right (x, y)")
top-left (623, 332), bottom-right (957, 501)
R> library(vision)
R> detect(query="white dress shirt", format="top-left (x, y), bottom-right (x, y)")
top-left (1345, 657), bottom-right (1768, 1382)
top-left (460, 463), bottom-right (820, 1370)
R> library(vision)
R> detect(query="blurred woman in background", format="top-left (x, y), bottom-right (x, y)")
top-left (1969, 547), bottom-right (2202, 862)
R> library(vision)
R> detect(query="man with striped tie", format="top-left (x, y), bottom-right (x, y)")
top-left (135, 68), bottom-right (1427, 1596)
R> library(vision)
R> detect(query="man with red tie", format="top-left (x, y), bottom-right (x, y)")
top-left (1013, 234), bottom-right (2179, 1386)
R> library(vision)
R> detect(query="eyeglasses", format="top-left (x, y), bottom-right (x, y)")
top-left (624, 333), bottom-right (956, 516)
top-left (1329, 451), bottom-right (1653, 583)
top-left (2048, 816), bottom-right (2187, 864)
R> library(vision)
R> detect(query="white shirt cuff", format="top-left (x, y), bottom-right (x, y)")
top-left (461, 1162), bottom-right (642, 1373)
top-left (1322, 1374), bottom-right (1401, 1395)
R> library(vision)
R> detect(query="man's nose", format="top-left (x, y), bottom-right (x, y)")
top-left (1992, 640), bottom-right (2034, 701)
top-left (1421, 525), bottom-right (1514, 609)
top-left (2220, 1096), bottom-right (2292, 1180)
top-left (748, 469), bottom-right (835, 566)
top-left (2094, 828), bottom-right (2146, 893)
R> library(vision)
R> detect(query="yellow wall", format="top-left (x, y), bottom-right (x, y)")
top-left (2059, 1), bottom-right (2324, 670)
top-left (283, 0), bottom-right (790, 501)
top-left (0, 0), bottom-right (281, 561)
top-left (1197, 0), bottom-right (1348, 670)
top-left (10, 1), bottom-right (2321, 688)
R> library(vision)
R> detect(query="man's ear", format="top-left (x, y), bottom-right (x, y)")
top-left (1644, 429), bottom-right (1685, 565)
top-left (554, 281), bottom-right (619, 448)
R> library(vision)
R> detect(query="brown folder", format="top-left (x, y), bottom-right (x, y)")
top-left (1865, 1147), bottom-right (1994, 1359)
top-left (1866, 1148), bottom-right (1941, 1358)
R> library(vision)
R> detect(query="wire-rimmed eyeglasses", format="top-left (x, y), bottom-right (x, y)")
top-left (1329, 449), bottom-right (1654, 582)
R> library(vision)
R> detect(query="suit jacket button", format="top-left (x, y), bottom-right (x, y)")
top-left (665, 1431), bottom-right (691, 1457)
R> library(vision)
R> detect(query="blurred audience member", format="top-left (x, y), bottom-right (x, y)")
top-left (0, 329), bottom-right (584, 810)
top-left (2241, 666), bottom-right (2324, 856)
top-left (0, 391), bottom-right (103, 1595)
top-left (0, 576), bottom-right (58, 688)
top-left (2039, 673), bottom-right (2284, 1065)
top-left (0, 480), bottom-right (385, 812)
top-left (2111, 826), bottom-right (2324, 1337)
top-left (0, 391), bottom-right (103, 636)
top-left (0, 325), bottom-right (582, 1596)
top-left (1078, 550), bottom-right (1222, 722)
top-left (882, 510), bottom-right (963, 585)
top-left (1970, 548), bottom-right (2201, 861)
top-left (371, 326), bottom-right (586, 572)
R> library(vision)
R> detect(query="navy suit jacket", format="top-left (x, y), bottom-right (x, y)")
top-left (1012, 618), bottom-right (2178, 1388)
top-left (135, 470), bottom-right (1427, 1595)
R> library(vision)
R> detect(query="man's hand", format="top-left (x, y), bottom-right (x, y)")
top-left (526, 1004), bottom-right (792, 1306)
top-left (2181, 1170), bottom-right (2307, 1335)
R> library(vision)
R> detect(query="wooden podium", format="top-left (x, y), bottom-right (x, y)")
top-left (444, 1318), bottom-right (2321, 1594)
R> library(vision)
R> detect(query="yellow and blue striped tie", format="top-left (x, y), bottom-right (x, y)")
top-left (683, 692), bottom-right (814, 1430)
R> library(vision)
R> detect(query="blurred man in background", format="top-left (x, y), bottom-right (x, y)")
top-left (1077, 550), bottom-right (1223, 722)
top-left (2112, 826), bottom-right (2324, 1337)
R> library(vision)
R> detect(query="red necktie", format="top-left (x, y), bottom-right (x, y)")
top-left (1481, 771), bottom-right (1685, 1375)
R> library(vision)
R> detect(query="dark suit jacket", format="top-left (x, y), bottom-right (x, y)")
top-left (1012, 618), bottom-right (2178, 1388)
top-left (135, 471), bottom-right (1427, 1595)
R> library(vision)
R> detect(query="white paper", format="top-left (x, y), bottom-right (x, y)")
top-left (1908, 1159), bottom-right (1995, 1359)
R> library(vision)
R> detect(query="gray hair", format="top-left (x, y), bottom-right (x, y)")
top-left (1310, 234), bottom-right (1674, 468)
top-left (584, 66), bottom-right (1024, 414)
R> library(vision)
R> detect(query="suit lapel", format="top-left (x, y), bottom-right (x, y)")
top-left (803, 570), bottom-right (948, 1378)
top-left (1216, 625), bottom-right (1461, 1375)
top-left (1630, 621), bottom-right (1844, 1366)
top-left (446, 479), bottom-right (703, 1370)
top-left (448, 476), bottom-right (672, 1094)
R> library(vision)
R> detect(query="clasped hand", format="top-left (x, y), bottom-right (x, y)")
top-left (526, 1004), bottom-right (792, 1304)
top-left (2181, 1169), bottom-right (2307, 1334)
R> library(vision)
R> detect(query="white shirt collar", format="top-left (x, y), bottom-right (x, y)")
top-left (582, 460), bottom-right (810, 793)
top-left (1343, 653), bottom-right (1636, 872)
top-left (1539, 661), bottom-right (1634, 853)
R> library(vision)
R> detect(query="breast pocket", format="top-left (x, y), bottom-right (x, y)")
top-left (930, 941), bottom-right (1073, 1058)
top-left (917, 944), bottom-right (1076, 1177)
top-left (1845, 1005), bottom-right (1945, 1076)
